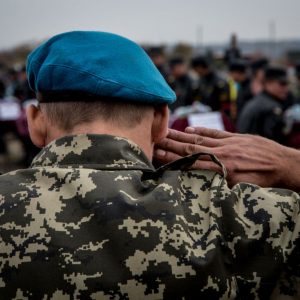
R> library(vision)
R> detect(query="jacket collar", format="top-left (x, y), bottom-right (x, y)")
top-left (31, 134), bottom-right (154, 171)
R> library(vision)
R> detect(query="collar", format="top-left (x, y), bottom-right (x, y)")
top-left (262, 90), bottom-right (284, 103)
top-left (31, 134), bottom-right (154, 171)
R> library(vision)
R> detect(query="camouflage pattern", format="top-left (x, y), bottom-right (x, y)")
top-left (0, 134), bottom-right (299, 299)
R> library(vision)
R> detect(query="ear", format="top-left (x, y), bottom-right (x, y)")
top-left (26, 104), bottom-right (47, 148)
top-left (151, 104), bottom-right (169, 143)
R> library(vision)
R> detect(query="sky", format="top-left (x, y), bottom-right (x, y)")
top-left (1, 0), bottom-right (300, 50)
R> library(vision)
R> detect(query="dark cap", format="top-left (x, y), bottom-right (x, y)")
top-left (191, 56), bottom-right (210, 69)
top-left (27, 31), bottom-right (176, 104)
top-left (229, 60), bottom-right (247, 72)
top-left (251, 58), bottom-right (269, 72)
top-left (169, 57), bottom-right (184, 67)
top-left (265, 66), bottom-right (288, 83)
top-left (147, 46), bottom-right (165, 57)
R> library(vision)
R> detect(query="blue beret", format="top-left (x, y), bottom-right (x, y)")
top-left (27, 31), bottom-right (176, 104)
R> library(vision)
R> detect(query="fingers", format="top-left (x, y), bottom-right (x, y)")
top-left (153, 148), bottom-right (182, 165)
top-left (167, 129), bottom-right (204, 144)
top-left (185, 127), bottom-right (234, 139)
top-left (167, 129), bottom-right (224, 148)
top-left (190, 160), bottom-right (222, 173)
top-left (156, 137), bottom-right (214, 157)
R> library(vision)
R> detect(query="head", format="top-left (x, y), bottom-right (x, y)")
top-left (148, 47), bottom-right (166, 69)
top-left (251, 58), bottom-right (268, 82)
top-left (230, 34), bottom-right (238, 48)
top-left (229, 60), bottom-right (248, 83)
top-left (263, 66), bottom-right (289, 100)
top-left (169, 57), bottom-right (187, 78)
top-left (26, 31), bottom-right (175, 159)
top-left (191, 56), bottom-right (211, 77)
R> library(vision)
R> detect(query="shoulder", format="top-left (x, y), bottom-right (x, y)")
top-left (241, 95), bottom-right (268, 115)
top-left (231, 182), bottom-right (299, 230)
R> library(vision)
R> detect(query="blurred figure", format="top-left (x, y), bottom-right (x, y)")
top-left (13, 68), bottom-right (40, 166)
top-left (236, 58), bottom-right (268, 117)
top-left (224, 33), bottom-right (242, 64)
top-left (14, 66), bottom-right (36, 103)
top-left (291, 62), bottom-right (300, 102)
top-left (237, 66), bottom-right (292, 144)
top-left (4, 69), bottom-right (19, 98)
top-left (0, 79), bottom-right (5, 99)
top-left (147, 46), bottom-right (168, 79)
top-left (228, 60), bottom-right (250, 121)
top-left (191, 56), bottom-right (231, 114)
top-left (250, 58), bottom-right (269, 96)
top-left (168, 57), bottom-right (193, 111)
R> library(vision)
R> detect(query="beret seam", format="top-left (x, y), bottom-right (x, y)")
top-left (30, 61), bottom-right (174, 101)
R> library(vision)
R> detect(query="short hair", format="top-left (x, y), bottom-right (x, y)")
top-left (39, 94), bottom-right (154, 132)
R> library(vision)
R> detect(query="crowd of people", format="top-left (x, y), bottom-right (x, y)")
top-left (0, 66), bottom-right (39, 167)
top-left (146, 37), bottom-right (300, 148)
top-left (1, 34), bottom-right (300, 171)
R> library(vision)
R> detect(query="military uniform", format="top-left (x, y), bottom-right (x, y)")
top-left (1, 134), bottom-right (299, 299)
top-left (193, 72), bottom-right (230, 114)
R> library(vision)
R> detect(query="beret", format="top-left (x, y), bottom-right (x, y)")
top-left (27, 31), bottom-right (176, 104)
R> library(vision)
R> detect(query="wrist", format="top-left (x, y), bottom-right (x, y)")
top-left (278, 145), bottom-right (300, 192)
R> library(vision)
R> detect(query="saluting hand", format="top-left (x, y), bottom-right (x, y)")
top-left (154, 127), bottom-right (298, 190)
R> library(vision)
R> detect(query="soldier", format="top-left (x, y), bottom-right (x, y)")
top-left (224, 34), bottom-right (242, 65)
top-left (167, 57), bottom-right (194, 111)
top-left (0, 31), bottom-right (299, 299)
top-left (237, 66), bottom-right (293, 144)
top-left (191, 56), bottom-right (231, 115)
top-left (291, 62), bottom-right (300, 102)
top-left (147, 46), bottom-right (169, 80)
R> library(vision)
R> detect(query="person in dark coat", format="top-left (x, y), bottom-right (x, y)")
top-left (167, 57), bottom-right (194, 111)
top-left (237, 66), bottom-right (292, 144)
top-left (191, 56), bottom-right (231, 114)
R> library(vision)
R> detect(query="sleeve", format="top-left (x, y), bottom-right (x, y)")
top-left (228, 184), bottom-right (300, 299)
top-left (270, 195), bottom-right (300, 299)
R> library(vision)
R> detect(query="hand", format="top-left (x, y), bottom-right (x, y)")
top-left (154, 127), bottom-right (298, 190)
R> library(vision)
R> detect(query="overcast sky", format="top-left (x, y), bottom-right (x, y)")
top-left (1, 0), bottom-right (300, 50)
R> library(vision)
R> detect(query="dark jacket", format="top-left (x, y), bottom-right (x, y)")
top-left (237, 91), bottom-right (287, 143)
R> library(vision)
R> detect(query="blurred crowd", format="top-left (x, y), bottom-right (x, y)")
top-left (0, 66), bottom-right (39, 168)
top-left (147, 35), bottom-right (300, 148)
top-left (1, 34), bottom-right (300, 171)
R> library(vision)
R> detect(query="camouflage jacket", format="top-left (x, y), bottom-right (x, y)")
top-left (0, 134), bottom-right (299, 300)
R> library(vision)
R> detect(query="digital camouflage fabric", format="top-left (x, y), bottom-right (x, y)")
top-left (0, 134), bottom-right (299, 299)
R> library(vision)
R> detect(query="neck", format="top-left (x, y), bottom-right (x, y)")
top-left (46, 120), bottom-right (154, 160)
